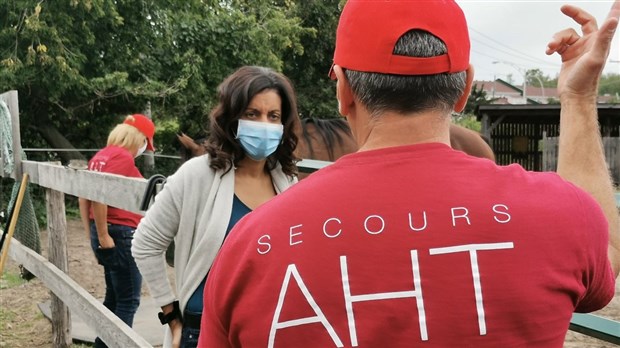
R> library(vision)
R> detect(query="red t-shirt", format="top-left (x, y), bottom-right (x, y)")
top-left (199, 143), bottom-right (614, 348)
top-left (87, 145), bottom-right (143, 228)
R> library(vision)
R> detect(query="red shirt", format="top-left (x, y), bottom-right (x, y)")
top-left (199, 143), bottom-right (614, 348)
top-left (87, 145), bottom-right (143, 228)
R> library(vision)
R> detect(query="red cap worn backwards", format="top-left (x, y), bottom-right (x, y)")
top-left (124, 114), bottom-right (156, 151)
top-left (329, 0), bottom-right (470, 79)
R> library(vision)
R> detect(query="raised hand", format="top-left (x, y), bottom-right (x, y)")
top-left (546, 1), bottom-right (619, 101)
top-left (551, 1), bottom-right (620, 278)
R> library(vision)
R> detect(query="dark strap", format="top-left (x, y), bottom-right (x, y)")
top-left (158, 300), bottom-right (182, 325)
top-left (140, 174), bottom-right (167, 211)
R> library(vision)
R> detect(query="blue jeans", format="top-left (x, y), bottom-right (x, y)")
top-left (181, 326), bottom-right (201, 348)
top-left (180, 309), bottom-right (202, 348)
top-left (90, 223), bottom-right (142, 348)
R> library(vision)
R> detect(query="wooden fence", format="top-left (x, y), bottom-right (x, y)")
top-left (10, 162), bottom-right (152, 347)
top-left (1, 89), bottom-right (152, 347)
top-left (542, 132), bottom-right (620, 184)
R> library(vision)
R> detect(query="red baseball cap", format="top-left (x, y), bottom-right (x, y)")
top-left (124, 114), bottom-right (155, 151)
top-left (329, 0), bottom-right (470, 79)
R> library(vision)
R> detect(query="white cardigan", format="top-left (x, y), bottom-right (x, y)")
top-left (132, 155), bottom-right (296, 338)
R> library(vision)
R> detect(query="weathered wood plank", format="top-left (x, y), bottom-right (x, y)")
top-left (22, 160), bottom-right (147, 214)
top-left (46, 188), bottom-right (71, 347)
top-left (7, 238), bottom-right (152, 348)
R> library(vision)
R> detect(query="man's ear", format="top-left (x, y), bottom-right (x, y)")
top-left (333, 65), bottom-right (354, 116)
top-left (454, 64), bottom-right (475, 113)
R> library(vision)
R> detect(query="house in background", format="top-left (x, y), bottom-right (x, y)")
top-left (473, 78), bottom-right (558, 105)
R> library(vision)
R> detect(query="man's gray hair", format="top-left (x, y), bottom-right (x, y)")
top-left (345, 30), bottom-right (467, 116)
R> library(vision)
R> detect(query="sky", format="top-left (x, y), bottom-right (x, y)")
top-left (456, 0), bottom-right (620, 85)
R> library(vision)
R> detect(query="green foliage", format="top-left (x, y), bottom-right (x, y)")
top-left (282, 0), bottom-right (341, 119)
top-left (599, 73), bottom-right (620, 101)
top-left (28, 183), bottom-right (48, 228)
top-left (456, 83), bottom-right (493, 132)
top-left (464, 83), bottom-right (496, 115)
top-left (525, 68), bottom-right (556, 88)
top-left (452, 114), bottom-right (482, 132)
top-left (0, 0), bottom-right (316, 160)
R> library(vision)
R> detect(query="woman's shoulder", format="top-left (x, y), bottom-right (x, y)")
top-left (270, 163), bottom-right (298, 189)
top-left (171, 154), bottom-right (220, 181)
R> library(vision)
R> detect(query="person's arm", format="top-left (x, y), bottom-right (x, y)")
top-left (78, 197), bottom-right (92, 239)
top-left (548, 1), bottom-right (620, 277)
top-left (92, 201), bottom-right (114, 249)
top-left (160, 302), bottom-right (183, 348)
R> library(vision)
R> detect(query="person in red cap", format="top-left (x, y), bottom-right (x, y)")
top-left (198, 0), bottom-right (619, 347)
top-left (78, 113), bottom-right (156, 348)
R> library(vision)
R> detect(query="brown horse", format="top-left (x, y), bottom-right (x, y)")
top-left (293, 118), bottom-right (495, 162)
top-left (177, 118), bottom-right (495, 173)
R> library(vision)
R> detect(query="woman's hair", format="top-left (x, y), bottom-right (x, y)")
top-left (205, 66), bottom-right (300, 176)
top-left (107, 118), bottom-right (146, 151)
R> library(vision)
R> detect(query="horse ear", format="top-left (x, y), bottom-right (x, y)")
top-left (177, 132), bottom-right (207, 157)
top-left (454, 64), bottom-right (475, 113)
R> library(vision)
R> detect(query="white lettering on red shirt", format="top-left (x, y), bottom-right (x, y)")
top-left (269, 264), bottom-right (344, 348)
top-left (429, 242), bottom-right (515, 335)
top-left (408, 211), bottom-right (428, 231)
top-left (290, 224), bottom-right (303, 246)
top-left (364, 215), bottom-right (385, 235)
top-left (257, 235), bottom-right (271, 255)
top-left (341, 251), bottom-right (428, 344)
top-left (451, 207), bottom-right (470, 227)
top-left (492, 204), bottom-right (511, 223)
top-left (323, 218), bottom-right (342, 238)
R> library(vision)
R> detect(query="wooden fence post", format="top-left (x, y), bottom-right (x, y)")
top-left (46, 187), bottom-right (71, 347)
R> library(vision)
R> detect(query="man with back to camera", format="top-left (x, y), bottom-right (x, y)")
top-left (198, 0), bottom-right (620, 347)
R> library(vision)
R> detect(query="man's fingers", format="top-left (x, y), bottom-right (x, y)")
top-left (546, 28), bottom-right (580, 55)
top-left (561, 5), bottom-right (598, 35)
top-left (589, 16), bottom-right (619, 62)
top-left (604, 0), bottom-right (620, 27)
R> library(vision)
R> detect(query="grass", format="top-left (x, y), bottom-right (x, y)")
top-left (0, 270), bottom-right (26, 289)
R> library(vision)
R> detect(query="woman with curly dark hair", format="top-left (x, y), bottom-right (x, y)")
top-left (132, 66), bottom-right (300, 348)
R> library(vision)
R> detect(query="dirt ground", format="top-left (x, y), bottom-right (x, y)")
top-left (0, 218), bottom-right (619, 347)
top-left (0, 218), bottom-right (163, 348)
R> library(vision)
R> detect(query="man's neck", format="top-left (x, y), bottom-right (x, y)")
top-left (354, 111), bottom-right (451, 152)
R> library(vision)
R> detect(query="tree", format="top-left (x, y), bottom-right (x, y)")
top-left (525, 68), bottom-right (556, 88)
top-left (464, 83), bottom-right (496, 115)
top-left (454, 83), bottom-right (497, 132)
top-left (0, 0), bottom-right (313, 164)
top-left (282, 0), bottom-right (342, 119)
top-left (599, 73), bottom-right (620, 101)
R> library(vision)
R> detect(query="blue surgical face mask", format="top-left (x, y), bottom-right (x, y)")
top-left (236, 119), bottom-right (284, 161)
